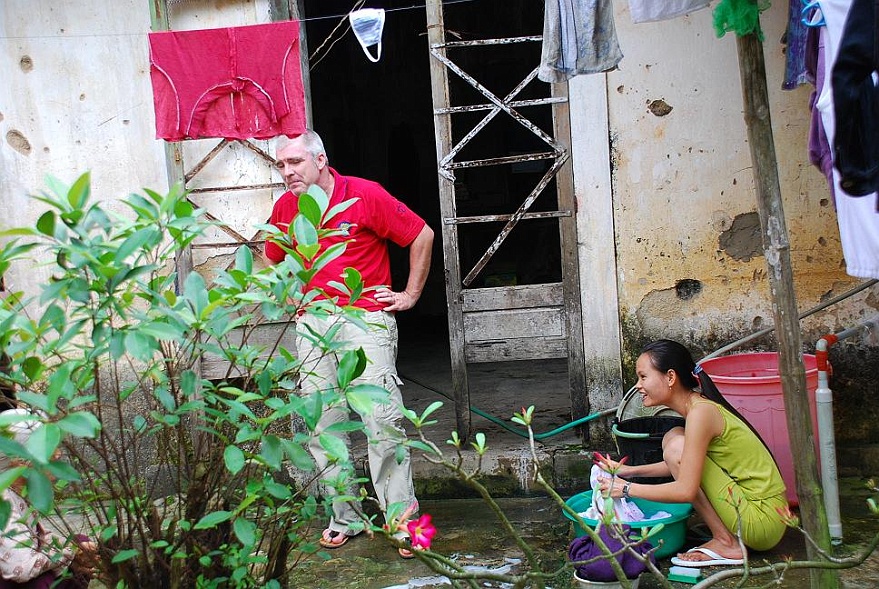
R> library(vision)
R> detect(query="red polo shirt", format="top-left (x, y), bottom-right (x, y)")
top-left (265, 168), bottom-right (425, 310)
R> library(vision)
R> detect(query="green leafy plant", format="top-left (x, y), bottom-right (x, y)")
top-left (0, 174), bottom-right (380, 588)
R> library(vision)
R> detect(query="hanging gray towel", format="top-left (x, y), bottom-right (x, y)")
top-left (628, 0), bottom-right (711, 24)
top-left (539, 0), bottom-right (624, 82)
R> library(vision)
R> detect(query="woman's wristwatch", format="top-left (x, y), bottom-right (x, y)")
top-left (622, 482), bottom-right (631, 499)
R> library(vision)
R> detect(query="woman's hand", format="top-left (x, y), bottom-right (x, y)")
top-left (598, 475), bottom-right (629, 499)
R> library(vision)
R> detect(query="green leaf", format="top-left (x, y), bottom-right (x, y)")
top-left (116, 227), bottom-right (158, 262)
top-left (260, 436), bottom-right (283, 469)
top-left (337, 348), bottom-right (366, 390)
top-left (0, 467), bottom-right (26, 493)
top-left (289, 393), bottom-right (323, 431)
top-left (124, 331), bottom-right (157, 361)
top-left (0, 500), bottom-right (12, 530)
top-left (297, 192), bottom-right (322, 228)
top-left (318, 433), bottom-right (349, 463)
top-left (67, 172), bottom-right (91, 208)
top-left (324, 421), bottom-right (366, 434)
top-left (174, 199), bottom-right (194, 218)
top-left (138, 322), bottom-right (185, 342)
top-left (235, 245), bottom-right (253, 274)
top-left (56, 412), bottom-right (101, 438)
top-left (419, 401), bottom-right (444, 421)
top-left (193, 510), bottom-right (233, 530)
top-left (25, 470), bottom-right (53, 513)
top-left (111, 549), bottom-right (141, 564)
top-left (233, 517), bottom-right (257, 547)
top-left (263, 479), bottom-right (292, 500)
top-left (21, 356), bottom-right (43, 381)
top-left (293, 214), bottom-right (318, 247)
top-left (296, 242), bottom-right (320, 260)
top-left (224, 445), bottom-right (245, 474)
top-left (281, 439), bottom-right (314, 471)
top-left (100, 526), bottom-right (118, 542)
top-left (36, 211), bottom-right (56, 236)
top-left (44, 460), bottom-right (81, 483)
top-left (26, 422), bottom-right (61, 463)
top-left (346, 384), bottom-right (390, 417)
top-left (304, 184), bottom-right (329, 213)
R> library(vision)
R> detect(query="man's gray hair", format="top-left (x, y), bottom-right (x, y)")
top-left (275, 130), bottom-right (327, 162)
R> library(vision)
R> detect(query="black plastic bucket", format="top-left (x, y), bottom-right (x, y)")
top-left (612, 416), bottom-right (685, 483)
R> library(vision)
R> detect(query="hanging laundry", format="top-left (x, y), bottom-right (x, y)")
top-left (832, 0), bottom-right (879, 197)
top-left (538, 0), bottom-right (623, 83)
top-left (628, 0), bottom-right (711, 24)
top-left (807, 26), bottom-right (836, 194)
top-left (349, 8), bottom-right (385, 63)
top-left (812, 0), bottom-right (879, 280)
top-left (148, 21), bottom-right (306, 141)
top-left (782, 0), bottom-right (812, 89)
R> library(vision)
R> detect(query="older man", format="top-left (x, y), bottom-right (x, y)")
top-left (265, 130), bottom-right (433, 557)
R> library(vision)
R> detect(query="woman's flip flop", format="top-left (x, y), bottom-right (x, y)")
top-left (319, 529), bottom-right (352, 549)
top-left (670, 547), bottom-right (745, 567)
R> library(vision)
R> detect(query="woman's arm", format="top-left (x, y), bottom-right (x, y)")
top-left (618, 461), bottom-right (672, 479)
top-left (603, 404), bottom-right (723, 503)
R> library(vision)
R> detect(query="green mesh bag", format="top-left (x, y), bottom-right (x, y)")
top-left (713, 0), bottom-right (771, 40)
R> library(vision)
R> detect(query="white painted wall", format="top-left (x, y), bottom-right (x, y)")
top-left (1, 0), bottom-right (164, 297)
top-left (0, 0), bottom-right (281, 297)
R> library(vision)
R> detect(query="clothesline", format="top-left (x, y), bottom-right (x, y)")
top-left (0, 0), bottom-right (480, 40)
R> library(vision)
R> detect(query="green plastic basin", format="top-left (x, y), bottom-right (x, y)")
top-left (564, 490), bottom-right (692, 559)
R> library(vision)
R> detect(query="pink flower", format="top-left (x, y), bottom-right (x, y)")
top-left (776, 505), bottom-right (800, 528)
top-left (592, 452), bottom-right (628, 474)
top-left (406, 514), bottom-right (437, 550)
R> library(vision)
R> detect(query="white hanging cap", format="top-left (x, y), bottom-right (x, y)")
top-left (348, 8), bottom-right (385, 63)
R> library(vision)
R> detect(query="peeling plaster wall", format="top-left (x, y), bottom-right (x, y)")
top-left (567, 2), bottom-right (879, 450)
top-left (602, 2), bottom-right (875, 359)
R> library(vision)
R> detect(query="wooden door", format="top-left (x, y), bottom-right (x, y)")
top-left (425, 0), bottom-right (586, 439)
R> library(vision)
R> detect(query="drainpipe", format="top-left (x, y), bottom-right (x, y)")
top-left (815, 316), bottom-right (879, 545)
top-left (815, 334), bottom-right (842, 544)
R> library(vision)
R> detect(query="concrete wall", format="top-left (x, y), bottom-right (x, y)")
top-left (569, 2), bottom-right (878, 424)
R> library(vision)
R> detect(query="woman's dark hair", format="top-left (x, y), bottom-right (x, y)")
top-left (640, 339), bottom-right (773, 455)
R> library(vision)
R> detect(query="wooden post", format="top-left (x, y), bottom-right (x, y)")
top-left (425, 0), bottom-right (471, 439)
top-left (735, 31), bottom-right (838, 589)
top-left (148, 0), bottom-right (190, 292)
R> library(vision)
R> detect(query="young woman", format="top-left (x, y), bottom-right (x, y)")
top-left (597, 340), bottom-right (788, 567)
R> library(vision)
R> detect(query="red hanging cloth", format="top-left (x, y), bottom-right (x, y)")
top-left (149, 20), bottom-right (306, 141)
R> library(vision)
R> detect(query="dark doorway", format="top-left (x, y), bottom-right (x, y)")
top-left (302, 1), bottom-right (573, 440)
top-left (303, 0), bottom-right (549, 311)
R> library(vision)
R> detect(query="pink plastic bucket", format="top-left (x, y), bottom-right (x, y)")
top-left (699, 352), bottom-right (819, 506)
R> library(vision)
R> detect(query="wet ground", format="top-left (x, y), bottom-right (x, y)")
top-left (287, 477), bottom-right (879, 588)
top-left (280, 318), bottom-right (879, 588)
